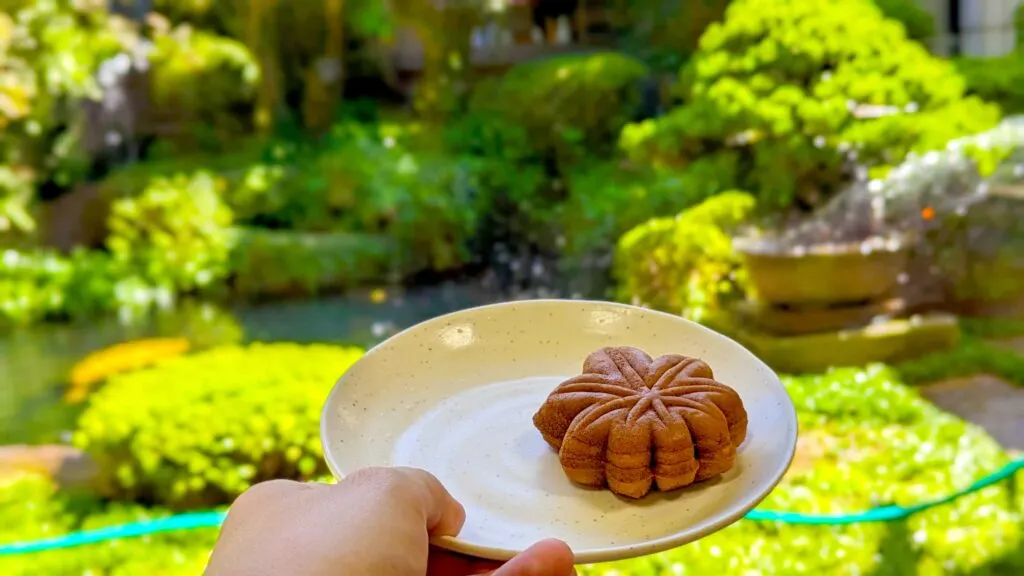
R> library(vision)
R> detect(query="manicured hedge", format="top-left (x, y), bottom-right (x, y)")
top-left (228, 228), bottom-right (397, 298)
top-left (468, 51), bottom-right (650, 162)
top-left (581, 365), bottom-right (1024, 575)
top-left (613, 191), bottom-right (757, 322)
top-left (72, 343), bottom-right (364, 509)
top-left (4, 361), bottom-right (1020, 575)
top-left (620, 0), bottom-right (999, 208)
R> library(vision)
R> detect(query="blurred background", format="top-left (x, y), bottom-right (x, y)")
top-left (1, 0), bottom-right (1023, 574)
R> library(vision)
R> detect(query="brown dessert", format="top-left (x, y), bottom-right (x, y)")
top-left (532, 346), bottom-right (748, 499)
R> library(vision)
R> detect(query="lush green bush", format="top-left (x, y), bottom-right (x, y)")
top-left (961, 317), bottom-right (1024, 339)
top-left (5, 362), bottom-right (1023, 574)
top-left (584, 365), bottom-right (1024, 575)
top-left (556, 160), bottom-right (741, 295)
top-left (896, 337), bottom-right (1024, 387)
top-left (956, 54), bottom-right (1024, 116)
top-left (146, 21), bottom-right (259, 152)
top-left (73, 343), bottom-right (363, 509)
top-left (106, 171), bottom-right (235, 295)
top-left (228, 228), bottom-right (396, 298)
top-left (621, 0), bottom-right (999, 209)
top-left (469, 52), bottom-right (649, 164)
top-left (873, 0), bottom-right (936, 44)
top-left (0, 247), bottom-right (159, 326)
top-left (606, 0), bottom-right (728, 73)
top-left (0, 248), bottom-right (72, 325)
top-left (214, 121), bottom-right (486, 274)
top-left (0, 1), bottom-right (135, 233)
top-left (614, 191), bottom-right (757, 322)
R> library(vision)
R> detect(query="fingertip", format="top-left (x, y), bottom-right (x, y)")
top-left (495, 538), bottom-right (576, 576)
top-left (392, 466), bottom-right (467, 537)
top-left (433, 495), bottom-right (467, 537)
top-left (529, 539), bottom-right (576, 573)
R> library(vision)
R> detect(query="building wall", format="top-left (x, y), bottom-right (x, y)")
top-left (919, 0), bottom-right (1021, 56)
top-left (958, 0), bottom-right (1019, 56)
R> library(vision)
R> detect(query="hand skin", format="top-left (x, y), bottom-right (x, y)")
top-left (204, 466), bottom-right (577, 576)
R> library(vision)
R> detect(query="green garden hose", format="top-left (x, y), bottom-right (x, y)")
top-left (1, 458), bottom-right (1021, 556)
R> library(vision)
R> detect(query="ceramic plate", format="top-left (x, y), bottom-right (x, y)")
top-left (320, 300), bottom-right (797, 564)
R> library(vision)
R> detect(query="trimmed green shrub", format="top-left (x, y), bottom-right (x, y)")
top-left (4, 362), bottom-right (1023, 574)
top-left (303, 122), bottom-right (485, 273)
top-left (0, 472), bottom-right (217, 576)
top-left (583, 365), bottom-right (1024, 575)
top-left (106, 171), bottom-right (235, 295)
top-left (556, 160), bottom-right (741, 295)
top-left (961, 317), bottom-right (1024, 339)
top-left (606, 0), bottom-right (729, 72)
top-left (0, 248), bottom-right (73, 325)
top-left (228, 228), bottom-right (396, 298)
top-left (469, 52), bottom-right (649, 163)
top-left (896, 337), bottom-right (1024, 387)
top-left (0, 0), bottom-right (134, 233)
top-left (614, 191), bottom-right (757, 322)
top-left (146, 22), bottom-right (259, 152)
top-left (0, 247), bottom-right (158, 326)
top-left (621, 0), bottom-right (1000, 209)
top-left (73, 343), bottom-right (364, 509)
top-left (873, 0), bottom-right (936, 44)
top-left (222, 121), bottom-right (486, 274)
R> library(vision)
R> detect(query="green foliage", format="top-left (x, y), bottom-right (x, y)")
top-left (961, 317), bottom-right (1024, 339)
top-left (873, 0), bottom-right (936, 44)
top-left (0, 0), bottom-right (135, 232)
top-left (5, 362), bottom-right (1024, 574)
top-left (956, 54), bottom-right (1024, 116)
top-left (73, 342), bottom-right (363, 509)
top-left (147, 21), bottom-right (259, 152)
top-left (469, 52), bottom-right (649, 163)
top-left (585, 365), bottom-right (1024, 575)
top-left (556, 159), bottom-right (741, 294)
top-left (614, 191), bottom-right (757, 322)
top-left (559, 164), bottom-right (692, 262)
top-left (0, 472), bottom-right (217, 576)
top-left (621, 0), bottom-right (1000, 208)
top-left (106, 172), bottom-right (235, 295)
top-left (1017, 3), bottom-right (1024, 51)
top-left (231, 121), bottom-right (486, 273)
top-left (0, 248), bottom-right (71, 325)
top-left (229, 228), bottom-right (396, 298)
top-left (607, 0), bottom-right (729, 72)
top-left (2, 168), bottom-right (246, 327)
top-left (0, 247), bottom-right (162, 326)
top-left (896, 337), bottom-right (1024, 387)
top-left (783, 364), bottom-right (927, 426)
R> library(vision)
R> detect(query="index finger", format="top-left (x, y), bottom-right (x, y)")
top-left (344, 466), bottom-right (467, 537)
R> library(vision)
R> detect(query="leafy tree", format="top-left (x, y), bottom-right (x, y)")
top-left (620, 0), bottom-right (999, 209)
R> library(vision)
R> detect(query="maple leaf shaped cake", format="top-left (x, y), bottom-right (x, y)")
top-left (532, 346), bottom-right (748, 499)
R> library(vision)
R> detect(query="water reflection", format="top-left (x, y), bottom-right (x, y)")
top-left (0, 281), bottom-right (506, 444)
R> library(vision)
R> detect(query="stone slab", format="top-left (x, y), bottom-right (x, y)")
top-left (919, 376), bottom-right (1024, 452)
top-left (733, 313), bottom-right (961, 374)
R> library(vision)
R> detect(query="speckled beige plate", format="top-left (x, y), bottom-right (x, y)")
top-left (320, 299), bottom-right (797, 564)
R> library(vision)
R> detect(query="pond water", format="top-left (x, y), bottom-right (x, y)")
top-left (0, 279), bottom-right (516, 445)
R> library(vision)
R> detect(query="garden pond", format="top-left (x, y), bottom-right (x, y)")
top-left (0, 279), bottom-right (506, 446)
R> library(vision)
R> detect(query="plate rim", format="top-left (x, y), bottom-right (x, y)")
top-left (320, 298), bottom-right (799, 564)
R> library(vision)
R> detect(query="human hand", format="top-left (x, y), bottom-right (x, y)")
top-left (204, 466), bottom-right (577, 576)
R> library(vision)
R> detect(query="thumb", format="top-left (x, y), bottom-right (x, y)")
top-left (484, 539), bottom-right (576, 576)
